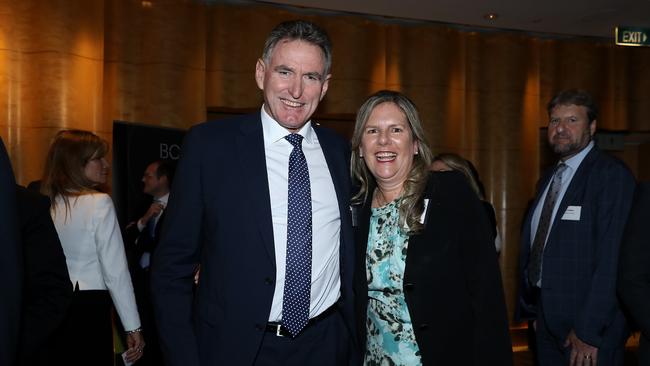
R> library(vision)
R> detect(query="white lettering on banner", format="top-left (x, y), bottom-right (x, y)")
top-left (160, 143), bottom-right (181, 160)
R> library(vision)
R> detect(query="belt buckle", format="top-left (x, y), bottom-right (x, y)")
top-left (275, 324), bottom-right (284, 337)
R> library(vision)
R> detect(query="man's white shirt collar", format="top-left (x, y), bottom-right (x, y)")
top-left (154, 192), bottom-right (170, 205)
top-left (260, 105), bottom-right (316, 145)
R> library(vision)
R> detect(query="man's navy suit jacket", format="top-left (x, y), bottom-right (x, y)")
top-left (0, 138), bottom-right (21, 366)
top-left (151, 113), bottom-right (356, 366)
top-left (517, 146), bottom-right (635, 348)
top-left (618, 182), bottom-right (650, 365)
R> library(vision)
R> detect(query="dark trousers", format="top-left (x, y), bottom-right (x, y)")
top-left (51, 289), bottom-right (114, 366)
top-left (253, 310), bottom-right (352, 366)
top-left (132, 267), bottom-right (163, 366)
top-left (535, 291), bottom-right (625, 366)
top-left (638, 334), bottom-right (650, 366)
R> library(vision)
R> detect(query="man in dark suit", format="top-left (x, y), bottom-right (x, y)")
top-left (151, 20), bottom-right (356, 366)
top-left (125, 160), bottom-right (174, 271)
top-left (16, 185), bottom-right (73, 366)
top-left (618, 182), bottom-right (650, 366)
top-left (517, 89), bottom-right (635, 366)
top-left (124, 159), bottom-right (174, 366)
top-left (0, 138), bottom-right (21, 366)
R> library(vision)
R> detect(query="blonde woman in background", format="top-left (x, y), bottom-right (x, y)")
top-left (41, 129), bottom-right (144, 366)
top-left (431, 153), bottom-right (502, 254)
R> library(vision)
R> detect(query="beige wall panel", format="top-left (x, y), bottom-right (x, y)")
top-left (105, 0), bottom-right (205, 66)
top-left (400, 85), bottom-right (458, 154)
top-left (13, 53), bottom-right (105, 130)
top-left (0, 47), bottom-right (21, 146)
top-left (467, 144), bottom-right (537, 212)
top-left (104, 0), bottom-right (206, 128)
top-left (386, 25), bottom-right (462, 89)
top-left (466, 33), bottom-right (533, 94)
top-left (104, 61), bottom-right (206, 128)
top-left (500, 207), bottom-right (530, 318)
top-left (206, 4), bottom-right (271, 109)
top-left (540, 40), bottom-right (610, 98)
top-left (539, 40), bottom-right (622, 128)
top-left (0, 0), bottom-right (105, 181)
top-left (613, 48), bottom-right (650, 131)
top-left (466, 90), bottom-right (529, 149)
top-left (4, 126), bottom-right (62, 186)
top-left (7, 0), bottom-right (103, 57)
top-left (322, 17), bottom-right (387, 114)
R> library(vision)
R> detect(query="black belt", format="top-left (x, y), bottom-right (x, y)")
top-left (266, 305), bottom-right (337, 337)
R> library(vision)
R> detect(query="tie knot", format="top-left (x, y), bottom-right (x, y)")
top-left (285, 134), bottom-right (303, 148)
top-left (556, 163), bottom-right (568, 176)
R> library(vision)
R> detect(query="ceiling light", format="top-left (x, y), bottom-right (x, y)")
top-left (484, 13), bottom-right (499, 21)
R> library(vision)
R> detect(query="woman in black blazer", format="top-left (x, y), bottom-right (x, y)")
top-left (351, 90), bottom-right (512, 365)
top-left (431, 152), bottom-right (502, 255)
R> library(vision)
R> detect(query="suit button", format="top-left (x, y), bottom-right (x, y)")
top-left (404, 283), bottom-right (414, 291)
top-left (419, 323), bottom-right (429, 330)
top-left (264, 277), bottom-right (274, 285)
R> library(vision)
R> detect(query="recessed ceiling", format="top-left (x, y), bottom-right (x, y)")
top-left (256, 0), bottom-right (650, 38)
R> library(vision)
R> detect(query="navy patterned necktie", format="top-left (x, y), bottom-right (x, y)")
top-left (146, 199), bottom-right (163, 238)
top-left (528, 163), bottom-right (568, 286)
top-left (282, 133), bottom-right (312, 337)
top-left (146, 216), bottom-right (157, 238)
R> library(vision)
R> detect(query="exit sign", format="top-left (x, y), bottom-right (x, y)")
top-left (616, 27), bottom-right (650, 47)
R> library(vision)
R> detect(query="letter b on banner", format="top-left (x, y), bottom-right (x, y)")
top-left (160, 143), bottom-right (181, 160)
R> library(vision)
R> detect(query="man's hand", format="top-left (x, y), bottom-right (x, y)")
top-left (142, 202), bottom-right (165, 224)
top-left (564, 329), bottom-right (598, 366)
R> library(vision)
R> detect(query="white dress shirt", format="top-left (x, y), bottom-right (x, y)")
top-left (260, 106), bottom-right (342, 322)
top-left (51, 193), bottom-right (141, 331)
top-left (136, 192), bottom-right (169, 232)
top-left (530, 141), bottom-right (594, 284)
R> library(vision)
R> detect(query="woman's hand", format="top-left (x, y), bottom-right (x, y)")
top-left (124, 330), bottom-right (145, 363)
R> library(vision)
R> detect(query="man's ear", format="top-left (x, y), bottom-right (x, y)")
top-left (589, 120), bottom-right (597, 137)
top-left (319, 74), bottom-right (331, 101)
top-left (255, 59), bottom-right (266, 91)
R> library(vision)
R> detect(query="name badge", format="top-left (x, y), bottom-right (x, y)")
top-left (350, 205), bottom-right (359, 227)
top-left (561, 206), bottom-right (581, 221)
top-left (419, 199), bottom-right (430, 224)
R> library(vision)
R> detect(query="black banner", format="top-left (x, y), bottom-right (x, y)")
top-left (112, 121), bottom-right (186, 226)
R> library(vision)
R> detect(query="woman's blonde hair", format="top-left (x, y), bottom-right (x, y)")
top-left (351, 90), bottom-right (433, 233)
top-left (41, 129), bottom-right (108, 213)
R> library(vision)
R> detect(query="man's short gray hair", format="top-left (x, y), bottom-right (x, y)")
top-left (262, 20), bottom-right (332, 75)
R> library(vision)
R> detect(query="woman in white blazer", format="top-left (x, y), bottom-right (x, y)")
top-left (41, 130), bottom-right (144, 366)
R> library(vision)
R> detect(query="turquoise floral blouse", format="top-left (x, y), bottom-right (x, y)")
top-left (364, 199), bottom-right (422, 366)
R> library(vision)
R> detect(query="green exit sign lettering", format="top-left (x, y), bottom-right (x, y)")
top-left (616, 27), bottom-right (650, 47)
